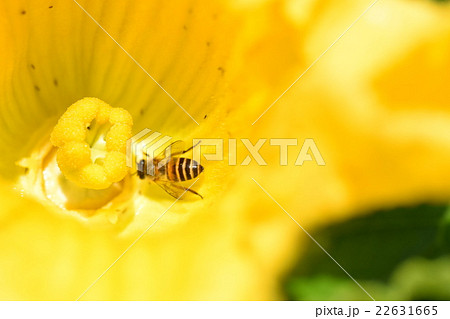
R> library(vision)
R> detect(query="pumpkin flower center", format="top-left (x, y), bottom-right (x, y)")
top-left (16, 98), bottom-right (136, 220)
top-left (50, 97), bottom-right (132, 190)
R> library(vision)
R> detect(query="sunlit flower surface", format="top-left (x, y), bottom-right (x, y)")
top-left (0, 0), bottom-right (450, 300)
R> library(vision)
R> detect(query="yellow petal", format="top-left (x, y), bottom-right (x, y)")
top-left (0, 0), bottom-right (307, 300)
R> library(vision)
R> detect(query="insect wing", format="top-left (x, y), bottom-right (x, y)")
top-left (155, 140), bottom-right (185, 160)
top-left (149, 140), bottom-right (184, 171)
top-left (155, 180), bottom-right (187, 199)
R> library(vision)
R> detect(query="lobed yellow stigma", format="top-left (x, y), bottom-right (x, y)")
top-left (50, 98), bottom-right (133, 189)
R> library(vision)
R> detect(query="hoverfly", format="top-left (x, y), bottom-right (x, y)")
top-left (137, 140), bottom-right (204, 199)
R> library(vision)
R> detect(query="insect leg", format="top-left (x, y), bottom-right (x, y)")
top-left (156, 180), bottom-right (204, 200)
top-left (169, 183), bottom-right (203, 199)
top-left (181, 186), bottom-right (203, 199)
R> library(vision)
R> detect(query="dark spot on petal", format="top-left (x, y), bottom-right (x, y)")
top-left (53, 78), bottom-right (58, 86)
top-left (20, 10), bottom-right (26, 15)
top-left (188, 8), bottom-right (193, 14)
top-left (218, 67), bottom-right (225, 75)
top-left (140, 109), bottom-right (144, 115)
top-left (24, 167), bottom-right (29, 174)
top-left (49, 6), bottom-right (53, 9)
top-left (206, 41), bottom-right (211, 47)
top-left (34, 85), bottom-right (40, 91)
top-left (30, 64), bottom-right (35, 70)
top-left (183, 25), bottom-right (188, 30)
top-left (204, 114), bottom-right (207, 119)
top-left (87, 126), bottom-right (91, 130)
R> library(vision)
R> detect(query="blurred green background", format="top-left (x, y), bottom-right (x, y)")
top-left (283, 204), bottom-right (450, 300)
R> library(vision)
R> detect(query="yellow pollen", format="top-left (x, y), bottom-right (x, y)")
top-left (50, 97), bottom-right (133, 189)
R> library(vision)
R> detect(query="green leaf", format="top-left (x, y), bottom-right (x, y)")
top-left (283, 204), bottom-right (450, 300)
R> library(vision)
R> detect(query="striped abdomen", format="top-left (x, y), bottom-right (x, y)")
top-left (165, 157), bottom-right (203, 182)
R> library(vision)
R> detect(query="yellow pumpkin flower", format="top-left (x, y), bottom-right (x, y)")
top-left (0, 0), bottom-right (450, 301)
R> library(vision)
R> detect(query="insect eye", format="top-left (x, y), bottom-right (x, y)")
top-left (138, 160), bottom-right (145, 171)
